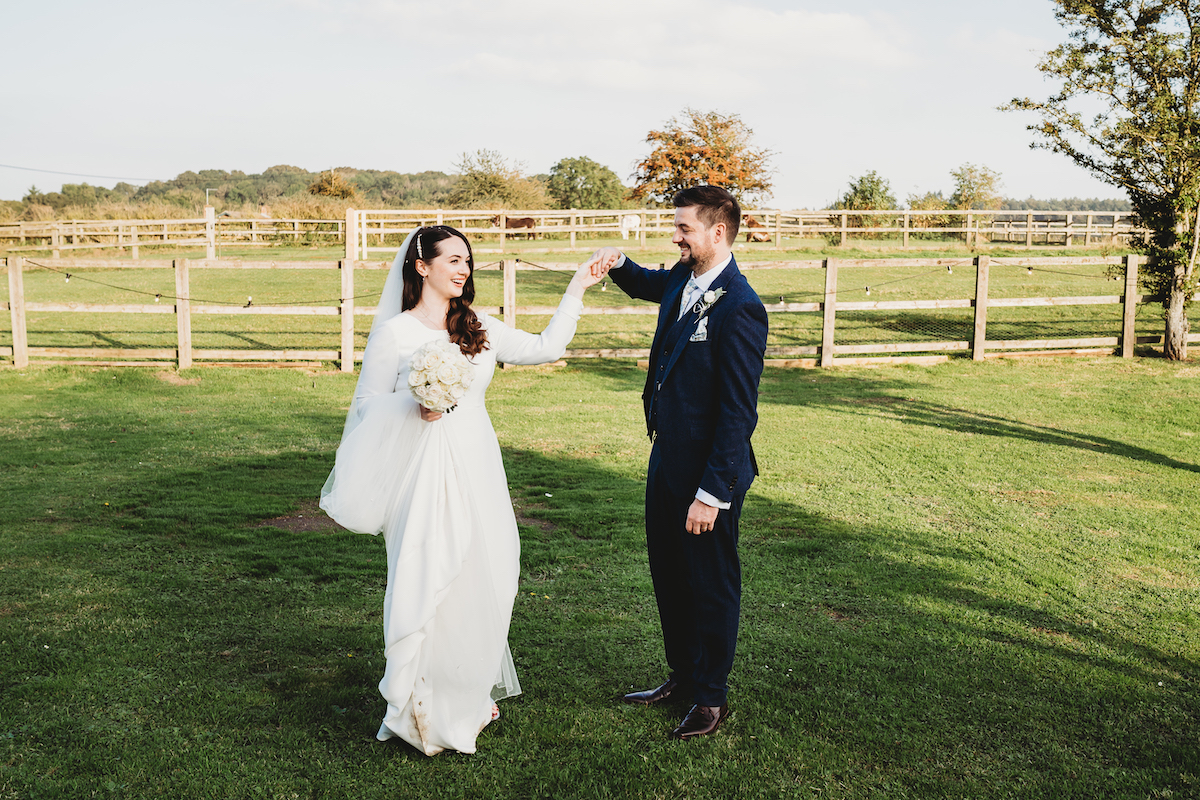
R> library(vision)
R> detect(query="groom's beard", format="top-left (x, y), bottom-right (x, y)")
top-left (678, 241), bottom-right (715, 271)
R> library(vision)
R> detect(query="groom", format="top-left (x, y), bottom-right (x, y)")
top-left (591, 185), bottom-right (768, 739)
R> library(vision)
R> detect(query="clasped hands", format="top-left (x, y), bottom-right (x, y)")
top-left (567, 247), bottom-right (625, 296)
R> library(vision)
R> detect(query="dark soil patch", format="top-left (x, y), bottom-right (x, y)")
top-left (255, 498), bottom-right (345, 533)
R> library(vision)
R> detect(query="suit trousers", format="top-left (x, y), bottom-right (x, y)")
top-left (645, 446), bottom-right (743, 707)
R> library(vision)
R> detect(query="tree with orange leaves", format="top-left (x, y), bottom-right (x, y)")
top-left (631, 109), bottom-right (773, 206)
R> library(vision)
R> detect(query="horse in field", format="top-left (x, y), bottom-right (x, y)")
top-left (742, 214), bottom-right (771, 242)
top-left (491, 215), bottom-right (538, 239)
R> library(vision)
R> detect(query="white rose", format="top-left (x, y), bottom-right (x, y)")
top-left (408, 371), bottom-right (422, 387)
top-left (703, 290), bottom-right (716, 305)
top-left (437, 363), bottom-right (458, 384)
top-left (450, 384), bottom-right (465, 400)
top-left (424, 349), bottom-right (443, 369)
top-left (411, 352), bottom-right (426, 371)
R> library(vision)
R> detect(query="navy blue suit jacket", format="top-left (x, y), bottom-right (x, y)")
top-left (611, 256), bottom-right (768, 503)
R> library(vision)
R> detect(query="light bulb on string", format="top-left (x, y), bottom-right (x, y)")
top-left (64, 273), bottom-right (71, 283)
top-left (864, 285), bottom-right (871, 296)
top-left (946, 264), bottom-right (953, 274)
top-left (601, 280), bottom-right (607, 292)
top-left (154, 294), bottom-right (161, 303)
top-left (1027, 266), bottom-right (1033, 276)
top-left (246, 296), bottom-right (253, 308)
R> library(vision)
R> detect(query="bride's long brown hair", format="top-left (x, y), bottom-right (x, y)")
top-left (400, 225), bottom-right (488, 357)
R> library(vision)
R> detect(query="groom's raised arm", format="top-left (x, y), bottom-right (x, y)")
top-left (589, 246), bottom-right (671, 305)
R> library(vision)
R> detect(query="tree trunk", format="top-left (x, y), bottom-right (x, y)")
top-left (1163, 265), bottom-right (1190, 360)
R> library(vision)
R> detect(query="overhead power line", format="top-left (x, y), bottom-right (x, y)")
top-left (0, 163), bottom-right (154, 183)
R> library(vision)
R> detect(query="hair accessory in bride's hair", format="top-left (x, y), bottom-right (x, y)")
top-left (415, 229), bottom-right (424, 261)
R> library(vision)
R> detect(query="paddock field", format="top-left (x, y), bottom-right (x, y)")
top-left (1, 354), bottom-right (1196, 799)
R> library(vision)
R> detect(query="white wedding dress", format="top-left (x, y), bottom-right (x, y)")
top-left (320, 294), bottom-right (582, 755)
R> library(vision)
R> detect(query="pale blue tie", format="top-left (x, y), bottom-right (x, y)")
top-left (679, 276), bottom-right (699, 320)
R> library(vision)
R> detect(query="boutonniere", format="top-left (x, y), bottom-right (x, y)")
top-left (693, 288), bottom-right (726, 317)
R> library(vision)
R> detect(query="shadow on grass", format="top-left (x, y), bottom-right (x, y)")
top-left (764, 371), bottom-right (1199, 474)
top-left (0, 374), bottom-right (1195, 797)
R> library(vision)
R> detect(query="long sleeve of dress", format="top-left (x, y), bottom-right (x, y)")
top-left (487, 294), bottom-right (583, 365)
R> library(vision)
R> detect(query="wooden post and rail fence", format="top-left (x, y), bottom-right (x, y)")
top-left (1, 208), bottom-right (1141, 258)
top-left (6, 251), bottom-right (1191, 372)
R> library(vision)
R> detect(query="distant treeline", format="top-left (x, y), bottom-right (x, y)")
top-left (5, 163), bottom-right (1132, 219)
top-left (1000, 197), bottom-right (1131, 212)
top-left (19, 165), bottom-right (457, 212)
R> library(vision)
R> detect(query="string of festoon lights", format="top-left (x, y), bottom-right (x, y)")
top-left (25, 255), bottom-right (1105, 309)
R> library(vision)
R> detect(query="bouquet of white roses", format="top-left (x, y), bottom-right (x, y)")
top-left (408, 339), bottom-right (475, 413)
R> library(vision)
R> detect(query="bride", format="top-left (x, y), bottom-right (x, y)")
top-left (320, 224), bottom-right (603, 755)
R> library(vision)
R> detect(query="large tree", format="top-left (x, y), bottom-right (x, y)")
top-left (447, 149), bottom-right (548, 209)
top-left (831, 170), bottom-right (897, 234)
top-left (546, 156), bottom-right (626, 209)
top-left (948, 163), bottom-right (1003, 210)
top-left (1004, 0), bottom-right (1200, 359)
top-left (631, 109), bottom-right (773, 206)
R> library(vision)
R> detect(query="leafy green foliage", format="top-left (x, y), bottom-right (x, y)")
top-left (546, 156), bottom-right (627, 209)
top-left (447, 149), bottom-right (549, 209)
top-left (832, 170), bottom-right (897, 212)
top-left (631, 108), bottom-right (773, 206)
top-left (1001, 196), bottom-right (1131, 211)
top-left (307, 170), bottom-right (357, 200)
top-left (21, 181), bottom-right (139, 210)
top-left (948, 162), bottom-right (1003, 210)
top-left (1004, 0), bottom-right (1200, 358)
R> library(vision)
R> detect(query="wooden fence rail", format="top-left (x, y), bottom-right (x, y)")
top-left (4, 254), bottom-right (1194, 371)
top-left (0, 206), bottom-right (345, 258)
top-left (2, 208), bottom-right (1142, 258)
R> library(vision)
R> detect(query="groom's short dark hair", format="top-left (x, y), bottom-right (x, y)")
top-left (673, 185), bottom-right (740, 244)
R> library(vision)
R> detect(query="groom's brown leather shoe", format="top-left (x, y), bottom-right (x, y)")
top-left (623, 678), bottom-right (682, 705)
top-left (669, 704), bottom-right (729, 739)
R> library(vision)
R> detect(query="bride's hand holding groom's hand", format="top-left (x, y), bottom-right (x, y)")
top-left (566, 251), bottom-right (619, 297)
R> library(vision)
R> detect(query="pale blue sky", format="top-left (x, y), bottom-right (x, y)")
top-left (0, 0), bottom-right (1120, 207)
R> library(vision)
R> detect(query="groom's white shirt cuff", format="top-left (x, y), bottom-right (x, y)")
top-left (612, 253), bottom-right (732, 512)
top-left (695, 488), bottom-right (731, 510)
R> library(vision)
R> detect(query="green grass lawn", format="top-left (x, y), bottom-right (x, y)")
top-left (1, 356), bottom-right (1197, 799)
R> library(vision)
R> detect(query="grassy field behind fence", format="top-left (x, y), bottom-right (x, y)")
top-left (1, 356), bottom-right (1197, 799)
top-left (1, 243), bottom-right (1167, 359)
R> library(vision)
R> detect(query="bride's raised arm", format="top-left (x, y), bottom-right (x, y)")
top-left (487, 256), bottom-right (603, 366)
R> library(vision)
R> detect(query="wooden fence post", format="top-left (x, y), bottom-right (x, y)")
top-left (344, 208), bottom-right (357, 262)
top-left (966, 213), bottom-right (974, 248)
top-left (204, 206), bottom-right (216, 259)
top-left (1121, 254), bottom-right (1140, 358)
top-left (639, 211), bottom-right (647, 248)
top-left (7, 257), bottom-right (29, 368)
top-left (174, 259), bottom-right (193, 369)
top-left (569, 210), bottom-right (577, 249)
top-left (131, 224), bottom-right (139, 260)
top-left (820, 258), bottom-right (838, 368)
top-left (502, 259), bottom-right (516, 330)
top-left (1026, 213), bottom-right (1034, 248)
top-left (774, 211), bottom-right (782, 248)
top-left (1065, 213), bottom-right (1074, 247)
top-left (903, 213), bottom-right (910, 248)
top-left (52, 224), bottom-right (62, 258)
top-left (340, 259), bottom-right (355, 373)
top-left (498, 213), bottom-right (507, 248)
top-left (972, 255), bottom-right (990, 361)
top-left (839, 213), bottom-right (847, 246)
